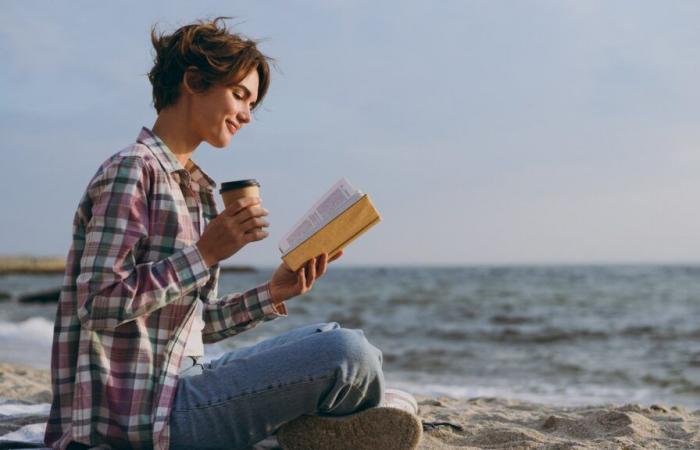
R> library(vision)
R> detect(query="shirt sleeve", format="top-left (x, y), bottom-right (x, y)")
top-left (76, 156), bottom-right (211, 331)
top-left (201, 281), bottom-right (288, 344)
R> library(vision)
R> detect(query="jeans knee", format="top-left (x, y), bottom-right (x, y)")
top-left (325, 328), bottom-right (383, 378)
top-left (315, 328), bottom-right (384, 414)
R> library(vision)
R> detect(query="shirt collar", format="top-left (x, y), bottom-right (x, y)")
top-left (136, 127), bottom-right (217, 191)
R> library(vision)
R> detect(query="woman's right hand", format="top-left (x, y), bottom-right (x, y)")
top-left (196, 197), bottom-right (269, 267)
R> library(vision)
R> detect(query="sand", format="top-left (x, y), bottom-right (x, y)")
top-left (416, 396), bottom-right (699, 449)
top-left (0, 364), bottom-right (52, 404)
top-left (1, 363), bottom-right (698, 449)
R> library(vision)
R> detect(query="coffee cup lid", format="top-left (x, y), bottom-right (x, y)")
top-left (219, 179), bottom-right (260, 194)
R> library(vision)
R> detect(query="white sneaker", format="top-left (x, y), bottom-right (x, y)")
top-left (276, 388), bottom-right (422, 450)
top-left (380, 388), bottom-right (419, 414)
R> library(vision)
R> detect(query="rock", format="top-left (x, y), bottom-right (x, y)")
top-left (542, 415), bottom-right (561, 430)
top-left (18, 288), bottom-right (61, 304)
top-left (219, 265), bottom-right (257, 273)
top-left (650, 404), bottom-right (669, 413)
top-left (419, 399), bottom-right (444, 407)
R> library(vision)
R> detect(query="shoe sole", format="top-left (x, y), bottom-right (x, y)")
top-left (277, 406), bottom-right (423, 450)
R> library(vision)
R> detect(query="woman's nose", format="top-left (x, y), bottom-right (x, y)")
top-left (238, 108), bottom-right (251, 124)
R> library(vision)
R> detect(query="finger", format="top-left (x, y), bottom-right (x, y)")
top-left (234, 205), bottom-right (269, 224)
top-left (223, 197), bottom-right (261, 216)
top-left (241, 217), bottom-right (270, 233)
top-left (243, 228), bottom-right (269, 242)
top-left (329, 250), bottom-right (343, 263)
top-left (316, 253), bottom-right (328, 277)
top-left (306, 258), bottom-right (316, 289)
top-left (297, 266), bottom-right (306, 291)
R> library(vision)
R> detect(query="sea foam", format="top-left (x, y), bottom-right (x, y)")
top-left (0, 318), bottom-right (53, 368)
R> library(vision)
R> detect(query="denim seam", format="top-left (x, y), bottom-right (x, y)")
top-left (172, 373), bottom-right (334, 413)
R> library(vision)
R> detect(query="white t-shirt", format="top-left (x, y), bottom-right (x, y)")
top-left (183, 299), bottom-right (205, 357)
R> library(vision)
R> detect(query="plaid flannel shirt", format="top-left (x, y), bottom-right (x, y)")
top-left (44, 127), bottom-right (287, 450)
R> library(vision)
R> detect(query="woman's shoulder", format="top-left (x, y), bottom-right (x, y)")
top-left (86, 143), bottom-right (161, 194)
top-left (100, 141), bottom-right (166, 173)
top-left (101, 142), bottom-right (158, 172)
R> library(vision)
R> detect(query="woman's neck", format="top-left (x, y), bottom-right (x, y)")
top-left (152, 107), bottom-right (202, 168)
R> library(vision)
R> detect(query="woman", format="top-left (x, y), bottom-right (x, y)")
top-left (44, 17), bottom-right (421, 450)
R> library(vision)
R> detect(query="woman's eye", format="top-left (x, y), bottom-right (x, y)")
top-left (233, 92), bottom-right (243, 99)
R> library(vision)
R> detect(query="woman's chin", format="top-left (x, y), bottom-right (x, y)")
top-left (207, 134), bottom-right (231, 149)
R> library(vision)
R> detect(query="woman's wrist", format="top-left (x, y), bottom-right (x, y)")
top-left (268, 283), bottom-right (288, 305)
top-left (269, 283), bottom-right (281, 304)
top-left (195, 242), bottom-right (217, 268)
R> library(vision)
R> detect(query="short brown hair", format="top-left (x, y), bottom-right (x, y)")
top-left (148, 17), bottom-right (271, 113)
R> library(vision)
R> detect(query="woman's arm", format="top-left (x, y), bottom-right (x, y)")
top-left (200, 252), bottom-right (341, 343)
top-left (201, 281), bottom-right (287, 343)
top-left (76, 156), bottom-right (211, 331)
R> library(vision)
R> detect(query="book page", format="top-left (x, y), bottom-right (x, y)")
top-left (279, 178), bottom-right (363, 255)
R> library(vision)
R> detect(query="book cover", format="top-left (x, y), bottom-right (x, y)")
top-left (279, 180), bottom-right (381, 271)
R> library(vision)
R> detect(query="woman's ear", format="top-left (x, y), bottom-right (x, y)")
top-left (182, 67), bottom-right (205, 95)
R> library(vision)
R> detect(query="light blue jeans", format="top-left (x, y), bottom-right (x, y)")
top-left (168, 322), bottom-right (385, 450)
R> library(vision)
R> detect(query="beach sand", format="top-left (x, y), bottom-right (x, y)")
top-left (1, 363), bottom-right (698, 449)
top-left (0, 364), bottom-right (51, 404)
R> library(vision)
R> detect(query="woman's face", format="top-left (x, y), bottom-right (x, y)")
top-left (190, 68), bottom-right (260, 148)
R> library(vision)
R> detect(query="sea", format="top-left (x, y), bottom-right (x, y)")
top-left (2, 265), bottom-right (700, 410)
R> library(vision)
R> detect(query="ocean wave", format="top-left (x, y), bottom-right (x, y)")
top-left (383, 347), bottom-right (473, 371)
top-left (489, 314), bottom-right (541, 325)
top-left (429, 327), bottom-right (609, 344)
top-left (618, 326), bottom-right (700, 341)
top-left (0, 318), bottom-right (54, 367)
top-left (640, 373), bottom-right (700, 395)
top-left (426, 323), bottom-right (700, 344)
top-left (493, 327), bottom-right (610, 344)
top-left (0, 317), bottom-right (53, 345)
top-left (384, 378), bottom-right (653, 407)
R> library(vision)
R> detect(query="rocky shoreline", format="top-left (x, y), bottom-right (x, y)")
top-left (0, 256), bottom-right (257, 277)
top-left (0, 257), bottom-right (258, 305)
top-left (0, 363), bottom-right (698, 449)
top-left (0, 257), bottom-right (65, 276)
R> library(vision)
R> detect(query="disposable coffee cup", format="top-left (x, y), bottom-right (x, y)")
top-left (219, 179), bottom-right (261, 208)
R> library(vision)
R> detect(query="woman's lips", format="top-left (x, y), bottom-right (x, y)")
top-left (226, 120), bottom-right (237, 135)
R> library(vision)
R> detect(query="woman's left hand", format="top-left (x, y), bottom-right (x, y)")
top-left (269, 251), bottom-right (343, 304)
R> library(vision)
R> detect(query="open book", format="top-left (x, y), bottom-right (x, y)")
top-left (278, 178), bottom-right (381, 271)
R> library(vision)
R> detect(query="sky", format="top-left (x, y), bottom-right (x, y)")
top-left (1, 0), bottom-right (700, 267)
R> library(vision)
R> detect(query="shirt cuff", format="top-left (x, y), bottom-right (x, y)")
top-left (168, 244), bottom-right (212, 293)
top-left (244, 282), bottom-right (288, 320)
